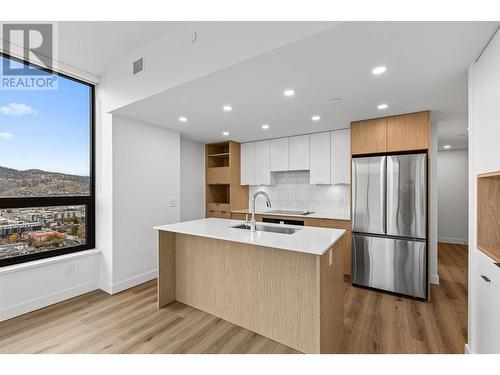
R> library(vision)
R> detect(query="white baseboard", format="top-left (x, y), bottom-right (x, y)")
top-left (0, 280), bottom-right (98, 323)
top-left (108, 269), bottom-right (157, 294)
top-left (464, 343), bottom-right (471, 354)
top-left (99, 278), bottom-right (113, 294)
top-left (430, 273), bottom-right (440, 285)
top-left (438, 237), bottom-right (468, 245)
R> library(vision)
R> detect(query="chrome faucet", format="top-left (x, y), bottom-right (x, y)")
top-left (250, 191), bottom-right (272, 231)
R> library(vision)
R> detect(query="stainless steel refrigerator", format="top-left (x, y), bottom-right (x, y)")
top-left (351, 153), bottom-right (427, 299)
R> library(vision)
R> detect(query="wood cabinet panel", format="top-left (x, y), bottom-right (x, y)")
top-left (351, 118), bottom-right (387, 155)
top-left (207, 211), bottom-right (231, 219)
top-left (387, 111), bottom-right (430, 152)
top-left (207, 203), bottom-right (230, 212)
top-left (206, 166), bottom-right (230, 184)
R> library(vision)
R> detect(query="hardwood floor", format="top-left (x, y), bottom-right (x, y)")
top-left (0, 243), bottom-right (467, 354)
top-left (341, 243), bottom-right (468, 353)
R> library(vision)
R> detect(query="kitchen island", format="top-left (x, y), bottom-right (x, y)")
top-left (154, 218), bottom-right (347, 354)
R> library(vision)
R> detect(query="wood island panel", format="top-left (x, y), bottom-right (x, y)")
top-left (157, 231), bottom-right (346, 353)
top-left (157, 231), bottom-right (176, 308)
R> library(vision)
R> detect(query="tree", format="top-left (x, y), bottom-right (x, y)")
top-left (77, 226), bottom-right (86, 238)
top-left (9, 233), bottom-right (20, 243)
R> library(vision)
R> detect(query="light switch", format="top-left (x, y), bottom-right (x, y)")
top-left (168, 198), bottom-right (177, 207)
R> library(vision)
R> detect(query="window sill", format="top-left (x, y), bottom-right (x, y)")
top-left (0, 249), bottom-right (101, 276)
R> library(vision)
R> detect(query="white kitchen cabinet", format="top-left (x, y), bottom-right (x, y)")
top-left (475, 269), bottom-right (500, 353)
top-left (254, 140), bottom-right (271, 185)
top-left (472, 35), bottom-right (500, 174)
top-left (240, 142), bottom-right (255, 185)
top-left (289, 135), bottom-right (310, 171)
top-left (331, 129), bottom-right (350, 185)
top-left (310, 132), bottom-right (331, 184)
top-left (270, 137), bottom-right (289, 171)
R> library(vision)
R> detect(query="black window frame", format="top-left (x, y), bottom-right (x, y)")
top-left (0, 52), bottom-right (95, 267)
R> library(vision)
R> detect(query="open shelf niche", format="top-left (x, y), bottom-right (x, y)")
top-left (205, 141), bottom-right (248, 218)
top-left (477, 171), bottom-right (500, 261)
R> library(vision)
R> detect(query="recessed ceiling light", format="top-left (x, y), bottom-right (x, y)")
top-left (372, 66), bottom-right (387, 75)
top-left (377, 104), bottom-right (388, 110)
top-left (330, 98), bottom-right (341, 103)
top-left (223, 105), bottom-right (232, 112)
top-left (311, 115), bottom-right (321, 121)
top-left (178, 116), bottom-right (188, 122)
top-left (443, 145), bottom-right (451, 149)
top-left (261, 124), bottom-right (270, 130)
top-left (222, 131), bottom-right (230, 136)
top-left (283, 89), bottom-right (295, 97)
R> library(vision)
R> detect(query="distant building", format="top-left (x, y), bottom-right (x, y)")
top-left (0, 222), bottom-right (42, 236)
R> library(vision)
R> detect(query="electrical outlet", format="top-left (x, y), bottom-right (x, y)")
top-left (66, 264), bottom-right (75, 277)
top-left (168, 198), bottom-right (177, 207)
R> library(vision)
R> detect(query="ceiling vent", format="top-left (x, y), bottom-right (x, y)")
top-left (132, 58), bottom-right (144, 75)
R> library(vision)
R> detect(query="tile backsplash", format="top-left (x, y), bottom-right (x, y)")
top-left (249, 170), bottom-right (350, 219)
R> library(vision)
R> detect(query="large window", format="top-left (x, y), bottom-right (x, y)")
top-left (0, 53), bottom-right (95, 267)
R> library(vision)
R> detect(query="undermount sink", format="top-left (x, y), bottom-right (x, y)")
top-left (231, 223), bottom-right (300, 235)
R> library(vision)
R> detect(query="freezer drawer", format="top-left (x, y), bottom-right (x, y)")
top-left (352, 234), bottom-right (427, 298)
top-left (352, 156), bottom-right (386, 235)
top-left (387, 154), bottom-right (427, 239)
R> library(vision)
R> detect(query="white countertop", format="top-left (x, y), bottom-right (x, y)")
top-left (231, 208), bottom-right (350, 221)
top-left (154, 218), bottom-right (346, 256)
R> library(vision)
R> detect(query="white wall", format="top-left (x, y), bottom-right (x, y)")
top-left (437, 149), bottom-right (468, 244)
top-left (180, 138), bottom-right (205, 222)
top-left (111, 115), bottom-right (180, 293)
top-left (0, 250), bottom-right (100, 322)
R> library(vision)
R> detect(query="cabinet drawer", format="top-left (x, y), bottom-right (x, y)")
top-left (207, 167), bottom-right (230, 184)
top-left (207, 210), bottom-right (231, 219)
top-left (475, 271), bottom-right (500, 353)
top-left (477, 248), bottom-right (500, 288)
top-left (231, 213), bottom-right (248, 220)
top-left (207, 203), bottom-right (230, 212)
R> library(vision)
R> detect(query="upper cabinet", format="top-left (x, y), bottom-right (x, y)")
top-left (241, 131), bottom-right (349, 186)
top-left (289, 135), bottom-right (310, 170)
top-left (270, 137), bottom-right (289, 171)
top-left (351, 111), bottom-right (430, 155)
top-left (254, 140), bottom-right (271, 185)
top-left (310, 132), bottom-right (331, 184)
top-left (351, 118), bottom-right (387, 155)
top-left (473, 45), bottom-right (500, 174)
top-left (241, 140), bottom-right (271, 185)
top-left (331, 129), bottom-right (350, 185)
top-left (240, 142), bottom-right (255, 186)
top-left (387, 112), bottom-right (429, 152)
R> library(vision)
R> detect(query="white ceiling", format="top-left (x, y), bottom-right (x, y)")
top-left (113, 22), bottom-right (498, 149)
top-left (58, 21), bottom-right (181, 75)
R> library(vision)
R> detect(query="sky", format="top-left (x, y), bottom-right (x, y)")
top-left (0, 56), bottom-right (91, 176)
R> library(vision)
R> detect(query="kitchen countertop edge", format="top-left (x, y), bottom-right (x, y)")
top-left (154, 218), bottom-right (346, 256)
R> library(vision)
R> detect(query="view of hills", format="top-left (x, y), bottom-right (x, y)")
top-left (0, 165), bottom-right (90, 197)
